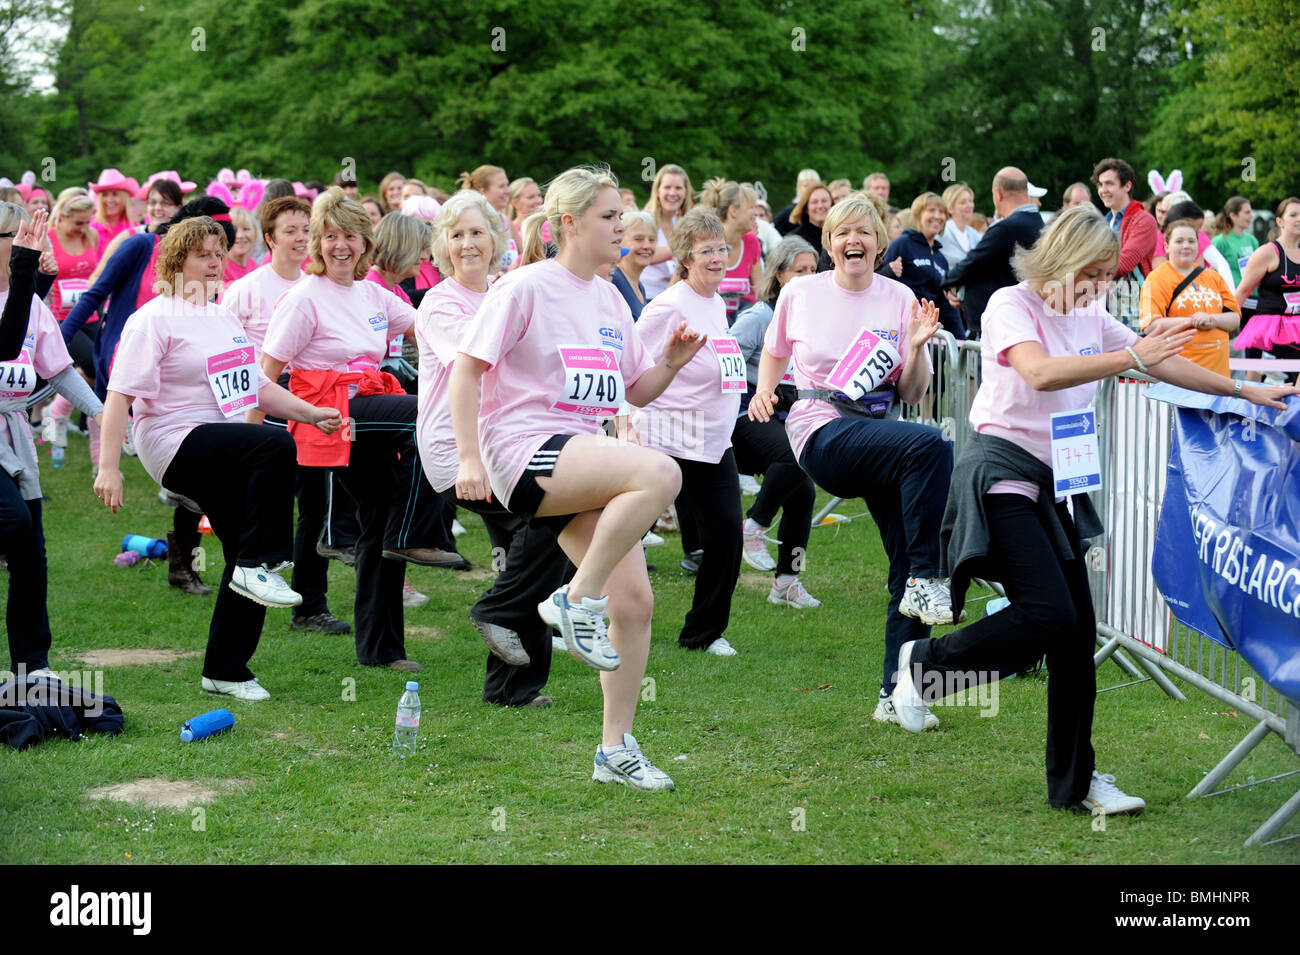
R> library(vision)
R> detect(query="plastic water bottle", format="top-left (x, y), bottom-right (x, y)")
top-left (181, 708), bottom-right (234, 742)
top-left (986, 596), bottom-right (1011, 616)
top-left (51, 444), bottom-right (64, 468)
top-left (122, 534), bottom-right (168, 559)
top-left (393, 681), bottom-right (420, 757)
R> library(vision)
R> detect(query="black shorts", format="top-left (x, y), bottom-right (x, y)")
top-left (506, 433), bottom-right (578, 534)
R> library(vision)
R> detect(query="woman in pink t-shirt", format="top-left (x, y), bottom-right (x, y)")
top-left (888, 205), bottom-right (1296, 813)
top-left (95, 218), bottom-right (343, 703)
top-left (699, 179), bottom-right (764, 324)
top-left (451, 167), bottom-right (708, 792)
top-left (416, 189), bottom-right (568, 706)
top-left (261, 188), bottom-right (454, 673)
top-left (0, 206), bottom-right (104, 677)
top-left (750, 194), bottom-right (954, 725)
top-left (631, 207), bottom-right (745, 656)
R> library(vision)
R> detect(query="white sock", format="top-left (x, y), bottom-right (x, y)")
top-left (600, 741), bottom-right (627, 755)
top-left (775, 574), bottom-right (797, 588)
top-left (743, 518), bottom-right (765, 535)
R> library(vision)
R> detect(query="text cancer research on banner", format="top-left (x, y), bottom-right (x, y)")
top-left (1148, 384), bottom-right (1300, 703)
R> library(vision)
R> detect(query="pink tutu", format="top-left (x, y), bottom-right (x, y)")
top-left (1233, 312), bottom-right (1300, 350)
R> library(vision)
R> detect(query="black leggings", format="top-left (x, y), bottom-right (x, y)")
top-left (731, 415), bottom-right (815, 576)
top-left (162, 423), bottom-right (296, 682)
top-left (0, 469), bottom-right (50, 672)
top-left (673, 450), bottom-right (742, 649)
top-left (909, 494), bottom-right (1097, 807)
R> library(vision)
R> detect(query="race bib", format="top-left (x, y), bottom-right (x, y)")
top-left (388, 334), bottom-right (404, 358)
top-left (0, 349), bottom-right (34, 400)
top-left (1237, 255), bottom-right (1252, 273)
top-left (58, 279), bottom-right (89, 308)
top-left (206, 346), bottom-right (259, 417)
top-left (1283, 291), bottom-right (1300, 315)
top-left (718, 277), bottom-right (750, 301)
top-left (826, 329), bottom-right (903, 400)
top-left (553, 345), bottom-right (624, 417)
top-left (1049, 409), bottom-right (1102, 495)
top-left (712, 336), bottom-right (747, 393)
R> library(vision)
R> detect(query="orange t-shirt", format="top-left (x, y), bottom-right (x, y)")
top-left (1139, 262), bottom-right (1240, 376)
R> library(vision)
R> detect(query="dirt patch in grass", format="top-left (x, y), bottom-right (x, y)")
top-left (76, 649), bottom-right (200, 667)
top-left (405, 626), bottom-right (448, 641)
top-left (86, 777), bottom-right (238, 810)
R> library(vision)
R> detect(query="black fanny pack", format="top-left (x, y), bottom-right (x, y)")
top-left (797, 387), bottom-right (895, 420)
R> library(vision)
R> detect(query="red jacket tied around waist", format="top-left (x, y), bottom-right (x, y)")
top-left (288, 367), bottom-right (404, 466)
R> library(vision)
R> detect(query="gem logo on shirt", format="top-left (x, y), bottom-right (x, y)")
top-left (1079, 343), bottom-right (1100, 356)
top-left (872, 329), bottom-right (902, 345)
top-left (232, 335), bottom-right (250, 345)
top-left (598, 326), bottom-right (624, 351)
top-left (367, 312), bottom-right (388, 332)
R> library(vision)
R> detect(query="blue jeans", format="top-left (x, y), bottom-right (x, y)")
top-left (800, 416), bottom-right (952, 691)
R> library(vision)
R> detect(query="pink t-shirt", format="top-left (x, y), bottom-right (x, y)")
top-left (223, 256), bottom-right (257, 287)
top-left (970, 283), bottom-right (1136, 493)
top-left (263, 274), bottom-right (415, 377)
top-left (459, 259), bottom-right (653, 508)
top-left (221, 263), bottom-right (301, 351)
top-left (764, 271), bottom-right (927, 461)
top-left (718, 231), bottom-right (762, 320)
top-left (107, 295), bottom-right (271, 483)
top-left (0, 292), bottom-right (74, 451)
top-left (415, 277), bottom-right (487, 493)
top-left (631, 280), bottom-right (739, 463)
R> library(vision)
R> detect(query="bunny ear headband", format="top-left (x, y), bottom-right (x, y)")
top-left (207, 179), bottom-right (266, 212)
top-left (753, 181), bottom-right (769, 205)
top-left (1147, 169), bottom-right (1183, 195)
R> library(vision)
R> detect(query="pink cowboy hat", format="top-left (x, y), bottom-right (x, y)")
top-left (89, 168), bottom-right (141, 195)
top-left (136, 170), bottom-right (199, 201)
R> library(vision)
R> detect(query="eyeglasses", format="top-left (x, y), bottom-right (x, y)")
top-left (690, 245), bottom-right (731, 258)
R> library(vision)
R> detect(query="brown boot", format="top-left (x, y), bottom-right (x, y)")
top-left (167, 530), bottom-right (213, 596)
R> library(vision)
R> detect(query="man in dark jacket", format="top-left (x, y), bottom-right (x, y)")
top-left (942, 167), bottom-right (1044, 338)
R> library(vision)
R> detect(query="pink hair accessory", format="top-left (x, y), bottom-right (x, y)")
top-left (292, 182), bottom-right (318, 202)
top-left (137, 171), bottom-right (199, 201)
top-left (401, 195), bottom-right (442, 220)
top-left (89, 168), bottom-right (141, 195)
top-left (206, 179), bottom-right (268, 212)
top-left (1147, 169), bottom-right (1184, 195)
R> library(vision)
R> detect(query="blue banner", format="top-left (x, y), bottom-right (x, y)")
top-left (1148, 385), bottom-right (1300, 705)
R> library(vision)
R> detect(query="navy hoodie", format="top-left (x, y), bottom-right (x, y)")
top-left (883, 229), bottom-right (966, 339)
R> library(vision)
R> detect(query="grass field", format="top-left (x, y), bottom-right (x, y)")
top-left (3, 431), bottom-right (1297, 864)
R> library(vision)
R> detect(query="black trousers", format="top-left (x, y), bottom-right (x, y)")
top-left (910, 495), bottom-right (1097, 807)
top-left (731, 414), bottom-right (816, 577)
top-left (1, 469), bottom-right (50, 672)
top-left (673, 450), bottom-right (742, 649)
top-left (440, 490), bottom-right (566, 705)
top-left (337, 393), bottom-right (445, 665)
top-left (290, 466), bottom-right (362, 617)
top-left (162, 423), bottom-right (296, 682)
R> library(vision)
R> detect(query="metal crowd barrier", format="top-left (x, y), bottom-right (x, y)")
top-left (809, 332), bottom-right (1299, 846)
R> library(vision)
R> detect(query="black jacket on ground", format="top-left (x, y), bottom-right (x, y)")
top-left (0, 676), bottom-right (125, 750)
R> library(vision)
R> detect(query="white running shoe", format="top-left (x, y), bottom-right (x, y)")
top-left (538, 587), bottom-right (620, 671)
top-left (873, 690), bottom-right (938, 731)
top-left (768, 576), bottom-right (821, 608)
top-left (593, 733), bottom-right (675, 792)
top-left (899, 577), bottom-right (967, 626)
top-left (742, 525), bottom-right (777, 572)
top-left (202, 676), bottom-right (271, 702)
top-left (1078, 771), bottom-right (1146, 815)
top-left (705, 637), bottom-right (738, 657)
top-left (451, 519), bottom-right (467, 537)
top-left (229, 564), bottom-right (303, 608)
top-left (641, 530), bottom-right (665, 548)
top-left (402, 578), bottom-right (429, 608)
top-left (890, 640), bottom-right (929, 733)
top-left (737, 473), bottom-right (761, 496)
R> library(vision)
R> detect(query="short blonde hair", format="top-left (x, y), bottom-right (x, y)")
top-left (821, 193), bottom-right (888, 261)
top-left (373, 212), bottom-right (430, 275)
top-left (56, 192), bottom-right (95, 220)
top-left (507, 177), bottom-right (537, 220)
top-left (670, 206), bottom-right (726, 279)
top-left (155, 217), bottom-right (227, 294)
top-left (230, 205), bottom-right (258, 237)
top-left (523, 165), bottom-right (620, 258)
top-left (431, 189), bottom-right (508, 276)
top-left (908, 192), bottom-right (948, 227)
top-left (377, 172), bottom-right (405, 211)
top-left (621, 209), bottom-right (657, 236)
top-left (306, 186), bottom-right (375, 280)
top-left (1012, 204), bottom-right (1118, 291)
top-left (941, 182), bottom-right (973, 214)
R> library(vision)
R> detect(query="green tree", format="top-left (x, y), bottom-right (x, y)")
top-left (1143, 0), bottom-right (1300, 210)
